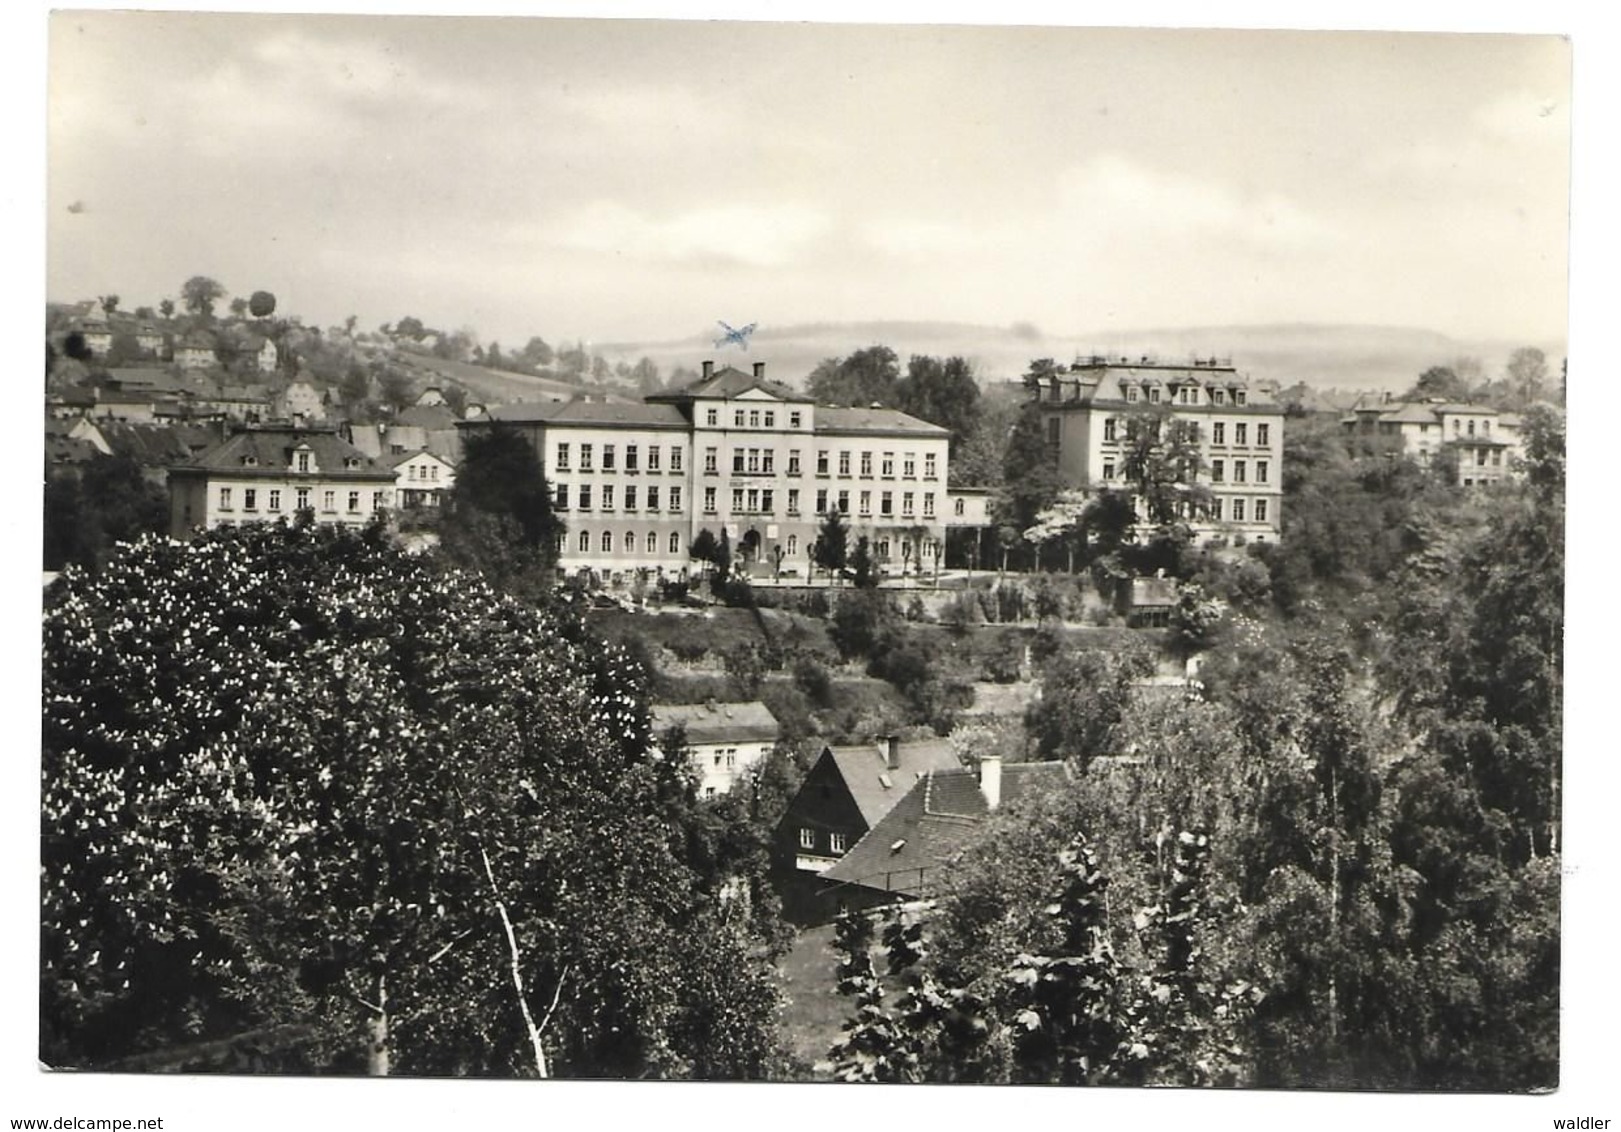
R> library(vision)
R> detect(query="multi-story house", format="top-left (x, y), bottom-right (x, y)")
top-left (460, 361), bottom-right (985, 578)
top-left (388, 449), bottom-right (457, 508)
top-left (1341, 394), bottom-right (1524, 487)
top-left (650, 700), bottom-right (781, 797)
top-left (167, 424), bottom-right (396, 538)
top-left (1031, 354), bottom-right (1286, 544)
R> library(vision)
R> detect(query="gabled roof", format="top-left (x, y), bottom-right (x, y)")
top-left (825, 739), bottom-right (960, 829)
top-left (1379, 401), bottom-right (1443, 425)
top-left (821, 762), bottom-right (1072, 894)
top-left (649, 364), bottom-right (814, 404)
top-left (476, 400), bottom-right (690, 430)
top-left (382, 447), bottom-right (456, 471)
top-left (393, 404), bottom-right (460, 431)
top-left (173, 426), bottom-right (394, 480)
top-left (46, 435), bottom-right (102, 467)
top-left (814, 406), bottom-right (949, 438)
top-left (652, 701), bottom-right (781, 747)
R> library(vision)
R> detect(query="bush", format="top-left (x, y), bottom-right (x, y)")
top-left (981, 629), bottom-right (1025, 683)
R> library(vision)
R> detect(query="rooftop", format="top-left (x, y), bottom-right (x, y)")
top-left (473, 400), bottom-right (690, 430)
top-left (648, 362), bottom-right (814, 404)
top-left (813, 405), bottom-right (950, 437)
top-left (173, 425), bottom-right (394, 480)
top-left (825, 738), bottom-right (961, 829)
top-left (651, 701), bottom-right (781, 747)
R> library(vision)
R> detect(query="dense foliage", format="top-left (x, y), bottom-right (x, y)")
top-left (41, 520), bottom-right (785, 1077)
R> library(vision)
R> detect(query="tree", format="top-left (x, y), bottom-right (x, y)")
top-left (849, 536), bottom-right (878, 589)
top-left (181, 276), bottom-right (226, 320)
top-left (518, 337), bottom-right (555, 370)
top-left (1402, 366), bottom-right (1469, 403)
top-left (41, 523), bottom-right (786, 1077)
top-left (894, 355), bottom-right (982, 456)
top-left (133, 306), bottom-right (155, 321)
top-left (44, 453), bottom-right (169, 572)
top-left (438, 425), bottom-right (563, 600)
top-left (1025, 642), bottom-right (1154, 764)
top-left (632, 357), bottom-right (661, 395)
top-left (99, 294), bottom-right (119, 315)
top-left (1506, 347), bottom-right (1549, 404)
top-left (807, 346), bottom-right (901, 407)
top-left (813, 508), bottom-right (849, 581)
top-left (378, 368), bottom-right (416, 413)
top-left (229, 297), bottom-right (249, 318)
top-left (158, 298), bottom-right (175, 320)
top-left (998, 396), bottom-right (1064, 542)
top-left (249, 291), bottom-right (277, 319)
top-left (1024, 490), bottom-right (1089, 573)
top-left (394, 316), bottom-right (427, 340)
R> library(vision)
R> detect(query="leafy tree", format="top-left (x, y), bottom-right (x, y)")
top-left (158, 298), bottom-right (175, 320)
top-left (894, 355), bottom-right (982, 455)
top-left (632, 357), bottom-right (661, 395)
top-left (1505, 347), bottom-right (1549, 404)
top-left (394, 316), bottom-right (427, 340)
top-left (43, 454), bottom-right (169, 572)
top-left (1025, 642), bottom-right (1154, 764)
top-left (438, 425), bottom-right (562, 600)
top-left (807, 346), bottom-right (900, 407)
top-left (813, 508), bottom-right (848, 580)
top-left (1023, 490), bottom-right (1089, 573)
top-left (41, 523), bottom-right (786, 1077)
top-left (518, 337), bottom-right (554, 370)
top-left (249, 291), bottom-right (277, 319)
top-left (133, 306), bottom-right (155, 321)
top-left (998, 400), bottom-right (1064, 542)
top-left (849, 536), bottom-right (878, 589)
top-left (99, 294), bottom-right (119, 315)
top-left (181, 276), bottom-right (226, 319)
top-left (1402, 366), bottom-right (1469, 403)
top-left (378, 368), bottom-right (416, 413)
top-left (229, 297), bottom-right (249, 318)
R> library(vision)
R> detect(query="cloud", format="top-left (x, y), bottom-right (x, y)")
top-left (552, 201), bottom-right (834, 267)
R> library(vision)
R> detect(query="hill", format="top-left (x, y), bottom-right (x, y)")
top-left (596, 321), bottom-right (1563, 394)
top-left (386, 348), bottom-right (637, 407)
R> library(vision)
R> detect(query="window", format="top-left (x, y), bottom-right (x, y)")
top-left (787, 534), bottom-right (799, 556)
top-left (817, 451), bottom-right (830, 475)
top-left (749, 410), bottom-right (760, 428)
top-left (647, 445), bottom-right (660, 471)
top-left (860, 451), bottom-right (873, 477)
top-left (556, 443), bottom-right (571, 471)
top-left (322, 490), bottom-right (336, 512)
top-left (1104, 418), bottom-right (1117, 442)
top-left (734, 410), bottom-right (745, 428)
top-left (670, 532), bottom-right (681, 553)
top-left (1210, 497), bottom-right (1223, 521)
top-left (838, 451), bottom-right (851, 476)
top-left (602, 485), bottom-right (615, 511)
top-left (764, 411), bottom-right (775, 428)
top-left (670, 446), bottom-right (683, 472)
top-left (706, 409), bottom-right (718, 427)
top-left (705, 447), bottom-right (718, 473)
top-left (830, 833), bottom-right (847, 854)
top-left (1468, 420), bottom-right (1477, 437)
top-left (877, 538), bottom-right (891, 558)
top-left (602, 444), bottom-right (616, 471)
top-left (555, 483), bottom-right (570, 510)
top-left (762, 450), bottom-right (775, 474)
top-left (625, 485), bottom-right (638, 510)
top-left (579, 530), bottom-right (590, 552)
top-left (579, 444), bottom-right (594, 471)
top-left (924, 493), bottom-right (935, 518)
top-left (1234, 390), bottom-right (1247, 406)
top-left (732, 488), bottom-right (745, 512)
top-left (761, 489), bottom-right (774, 512)
top-left (296, 487), bottom-right (310, 511)
top-left (1148, 386), bottom-right (1161, 403)
top-left (625, 444), bottom-right (638, 471)
top-left (1491, 449), bottom-right (1502, 466)
top-left (881, 452), bottom-right (894, 477)
top-left (954, 497), bottom-right (965, 517)
top-left (799, 828), bottom-right (815, 850)
top-left (1256, 460), bottom-right (1269, 484)
top-left (704, 487), bottom-right (717, 513)
top-left (851, 489), bottom-right (869, 516)
top-left (1212, 422), bottom-right (1226, 445)
top-left (816, 488), bottom-right (828, 513)
top-left (746, 488), bottom-right (759, 512)
top-left (579, 484), bottom-right (593, 510)
top-left (881, 491), bottom-right (893, 516)
top-left (373, 491), bottom-right (386, 511)
top-left (669, 486), bottom-right (682, 512)
top-left (1103, 460), bottom-right (1116, 480)
top-left (346, 491), bottom-right (359, 512)
top-left (624, 531), bottom-right (636, 551)
top-left (601, 531), bottom-right (613, 552)
top-left (903, 454), bottom-right (915, 478)
top-left (1232, 498), bottom-right (1246, 522)
top-left (790, 411), bottom-right (802, 428)
top-left (1233, 461), bottom-right (1246, 484)
top-left (1477, 448), bottom-right (1487, 466)
top-left (788, 450), bottom-right (801, 475)
top-left (746, 448), bottom-right (760, 473)
top-left (296, 451), bottom-right (311, 473)
top-left (733, 448), bottom-right (746, 473)
top-left (243, 489), bottom-right (257, 511)
top-left (218, 487), bottom-right (233, 510)
top-left (1212, 388), bottom-right (1226, 405)
top-left (647, 486), bottom-right (659, 511)
top-left (269, 489), bottom-right (281, 511)
top-left (1255, 499), bottom-right (1269, 522)
top-left (1210, 460), bottom-right (1224, 483)
top-left (924, 453), bottom-right (937, 479)
top-left (838, 490), bottom-right (850, 513)
top-left (1235, 423), bottom-right (1248, 446)
top-left (1126, 385), bottom-right (1139, 403)
top-left (787, 488), bottom-right (800, 514)
top-left (1257, 423), bottom-right (1270, 446)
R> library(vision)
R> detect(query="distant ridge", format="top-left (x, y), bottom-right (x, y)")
top-left (596, 320), bottom-right (1563, 394)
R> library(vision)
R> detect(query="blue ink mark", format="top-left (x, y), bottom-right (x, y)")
top-left (715, 320), bottom-right (757, 351)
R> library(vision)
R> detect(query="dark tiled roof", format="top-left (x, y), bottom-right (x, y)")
top-left (46, 436), bottom-right (102, 466)
top-left (821, 762), bottom-right (1071, 894)
top-left (651, 364), bottom-right (814, 404)
top-left (382, 447), bottom-right (455, 471)
top-left (394, 405), bottom-right (460, 430)
top-left (173, 427), bottom-right (394, 480)
top-left (826, 739), bottom-right (960, 829)
top-left (101, 421), bottom-right (219, 466)
top-left (814, 406), bottom-right (949, 438)
top-left (477, 401), bottom-right (690, 430)
top-left (651, 701), bottom-right (781, 747)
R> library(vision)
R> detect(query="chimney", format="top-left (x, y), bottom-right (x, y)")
top-left (752, 361), bottom-right (765, 379)
top-left (882, 735), bottom-right (901, 770)
top-left (979, 755), bottom-right (1003, 811)
top-left (702, 360), bottom-right (714, 379)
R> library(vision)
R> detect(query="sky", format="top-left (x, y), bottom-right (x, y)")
top-left (45, 12), bottom-right (1571, 350)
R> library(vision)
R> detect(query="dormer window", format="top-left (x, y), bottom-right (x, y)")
top-left (241, 455), bottom-right (258, 467)
top-left (345, 457), bottom-right (362, 470)
top-left (295, 450), bottom-right (312, 473)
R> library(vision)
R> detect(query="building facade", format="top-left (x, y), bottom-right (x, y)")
top-left (650, 700), bottom-right (781, 797)
top-left (168, 424), bottom-right (396, 538)
top-left (1031, 355), bottom-right (1286, 544)
top-left (459, 362), bottom-right (986, 579)
top-left (1341, 395), bottom-right (1524, 487)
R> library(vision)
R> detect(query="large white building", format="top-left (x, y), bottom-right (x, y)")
top-left (1031, 354), bottom-right (1287, 544)
top-left (1340, 395), bottom-right (1524, 487)
top-left (459, 362), bottom-right (987, 579)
